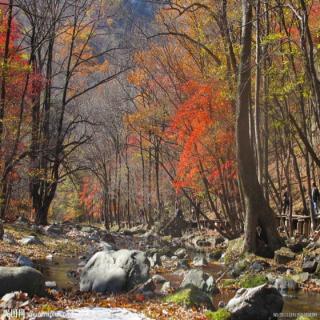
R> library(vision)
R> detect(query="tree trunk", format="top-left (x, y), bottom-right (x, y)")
top-left (236, 0), bottom-right (282, 254)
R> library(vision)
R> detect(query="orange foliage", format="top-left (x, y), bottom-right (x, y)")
top-left (167, 80), bottom-right (235, 191)
top-left (79, 177), bottom-right (102, 219)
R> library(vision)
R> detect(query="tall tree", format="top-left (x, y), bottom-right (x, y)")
top-left (236, 0), bottom-right (282, 253)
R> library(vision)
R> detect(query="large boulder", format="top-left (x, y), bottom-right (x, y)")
top-left (0, 266), bottom-right (45, 297)
top-left (80, 249), bottom-right (150, 293)
top-left (226, 284), bottom-right (283, 320)
top-left (180, 269), bottom-right (216, 294)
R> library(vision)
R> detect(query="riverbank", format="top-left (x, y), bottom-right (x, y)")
top-left (1, 221), bottom-right (320, 320)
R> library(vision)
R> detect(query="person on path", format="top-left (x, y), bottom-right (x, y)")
top-left (312, 183), bottom-right (320, 215)
top-left (282, 190), bottom-right (290, 216)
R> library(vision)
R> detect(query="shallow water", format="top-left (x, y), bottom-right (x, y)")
top-left (34, 257), bottom-right (79, 290)
top-left (35, 257), bottom-right (320, 319)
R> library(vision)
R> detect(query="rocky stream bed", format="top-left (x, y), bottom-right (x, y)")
top-left (1, 220), bottom-right (320, 320)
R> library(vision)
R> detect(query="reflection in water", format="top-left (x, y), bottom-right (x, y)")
top-left (34, 257), bottom-right (79, 290)
top-left (282, 291), bottom-right (320, 319)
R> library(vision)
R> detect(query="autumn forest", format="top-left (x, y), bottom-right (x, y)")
top-left (1, 1), bottom-right (320, 319)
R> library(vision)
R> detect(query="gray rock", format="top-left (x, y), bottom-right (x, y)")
top-left (302, 260), bottom-right (318, 273)
top-left (0, 266), bottom-right (45, 297)
top-left (249, 261), bottom-right (270, 272)
top-left (88, 230), bottom-right (100, 242)
top-left (18, 235), bottom-right (43, 246)
top-left (174, 248), bottom-right (187, 259)
top-left (274, 277), bottom-right (298, 291)
top-left (17, 255), bottom-right (33, 267)
top-left (192, 256), bottom-right (208, 267)
top-left (44, 224), bottom-right (63, 235)
top-left (45, 281), bottom-right (57, 288)
top-left (148, 253), bottom-right (162, 268)
top-left (274, 247), bottom-right (295, 264)
top-left (177, 258), bottom-right (190, 270)
top-left (226, 284), bottom-right (283, 320)
top-left (152, 274), bottom-right (166, 284)
top-left (180, 269), bottom-right (216, 294)
top-left (81, 226), bottom-right (96, 233)
top-left (30, 225), bottom-right (42, 233)
top-left (161, 281), bottom-right (171, 294)
top-left (80, 249), bottom-right (150, 293)
top-left (129, 225), bottom-right (147, 235)
top-left (194, 236), bottom-right (225, 249)
top-left (3, 233), bottom-right (16, 244)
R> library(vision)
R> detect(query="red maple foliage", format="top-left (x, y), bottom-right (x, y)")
top-left (167, 80), bottom-right (236, 191)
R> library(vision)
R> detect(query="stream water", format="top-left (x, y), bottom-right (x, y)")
top-left (34, 257), bottom-right (320, 319)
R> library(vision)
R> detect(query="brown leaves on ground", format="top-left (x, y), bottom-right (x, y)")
top-left (0, 224), bottom-right (88, 267)
top-left (27, 290), bottom-right (208, 320)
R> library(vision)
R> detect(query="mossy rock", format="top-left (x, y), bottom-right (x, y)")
top-left (224, 237), bottom-right (244, 264)
top-left (274, 247), bottom-right (295, 264)
top-left (238, 274), bottom-right (268, 288)
top-left (205, 309), bottom-right (232, 320)
top-left (164, 285), bottom-right (214, 310)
